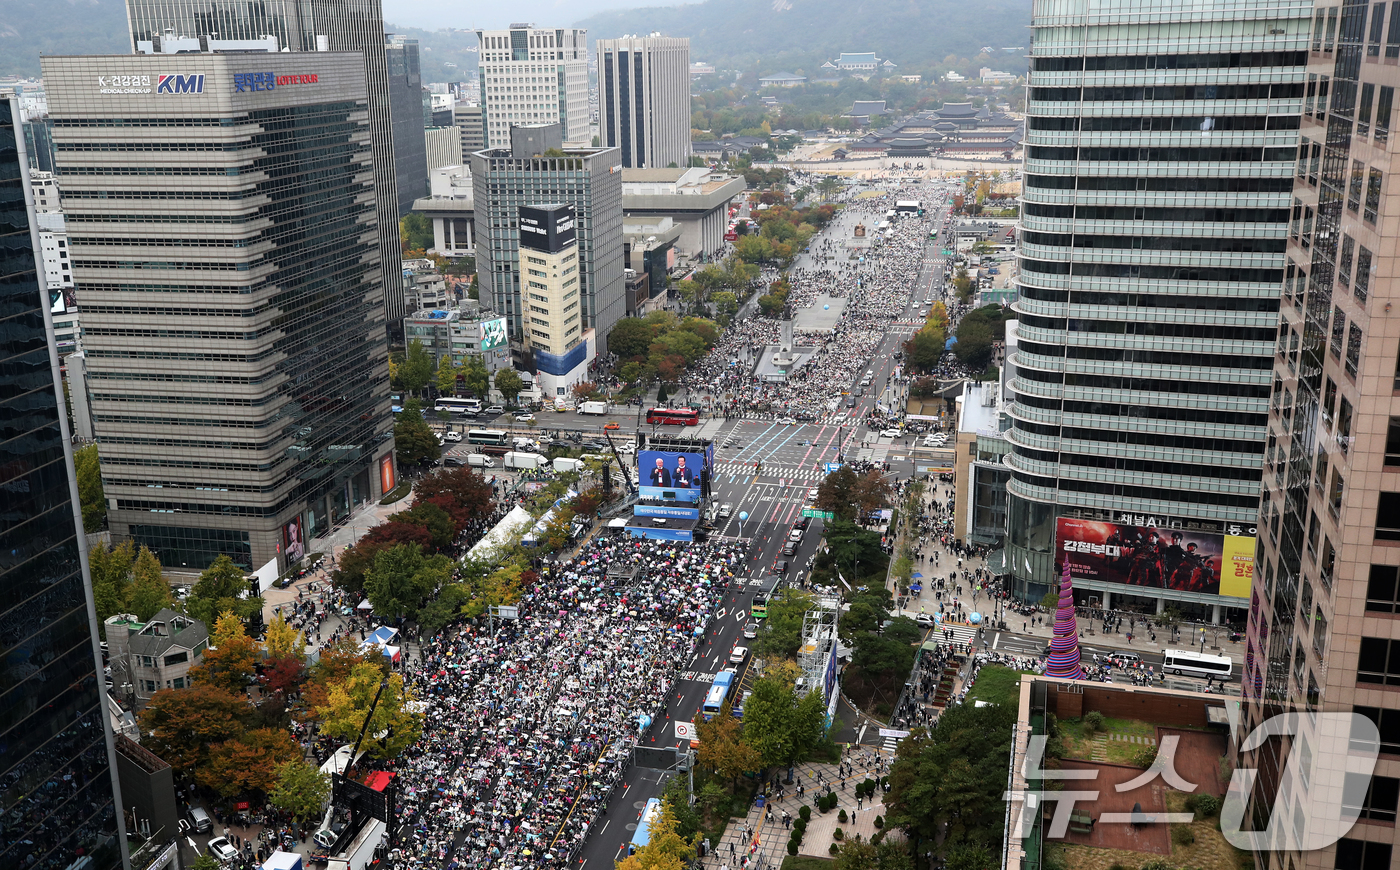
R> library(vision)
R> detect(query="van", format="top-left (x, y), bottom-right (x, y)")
top-left (467, 454), bottom-right (495, 468)
top-left (188, 807), bottom-right (213, 834)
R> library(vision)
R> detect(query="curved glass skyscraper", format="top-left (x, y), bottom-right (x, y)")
top-left (1008, 0), bottom-right (1311, 622)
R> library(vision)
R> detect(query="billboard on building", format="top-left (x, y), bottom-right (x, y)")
top-left (284, 516), bottom-right (305, 564)
top-left (480, 317), bottom-right (508, 352)
top-left (380, 455), bottom-right (396, 494)
top-left (1054, 518), bottom-right (1254, 598)
top-left (639, 450), bottom-right (706, 503)
top-left (518, 203), bottom-right (576, 254)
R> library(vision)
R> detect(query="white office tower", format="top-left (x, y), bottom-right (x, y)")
top-left (476, 24), bottom-right (590, 148)
top-left (597, 34), bottom-right (691, 169)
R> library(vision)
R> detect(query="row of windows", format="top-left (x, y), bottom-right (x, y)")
top-left (1025, 203), bottom-right (1289, 223)
top-left (86, 349), bottom-right (270, 363)
top-left (1019, 339), bottom-right (1275, 371)
top-left (92, 393), bottom-right (270, 407)
top-left (1020, 285), bottom-right (1280, 313)
top-left (72, 237), bottom-right (250, 248)
top-left (1031, 83), bottom-right (1305, 101)
top-left (76, 260), bottom-right (252, 272)
top-left (107, 478), bottom-right (275, 494)
top-left (83, 307), bottom-right (262, 320)
top-left (78, 282), bottom-right (256, 294)
top-left (1060, 451), bottom-right (1263, 481)
top-left (1021, 260), bottom-right (1283, 283)
top-left (1021, 472), bottom-right (1262, 509)
top-left (1022, 230), bottom-right (1285, 254)
top-left (1026, 174), bottom-right (1294, 193)
top-left (1029, 114), bottom-right (1299, 132)
top-left (1022, 312), bottom-right (1275, 343)
top-left (1029, 145), bottom-right (1296, 162)
top-left (95, 415), bottom-right (274, 430)
top-left (1058, 424), bottom-right (1264, 455)
top-left (102, 455), bottom-right (280, 473)
top-left (1015, 366), bottom-right (1271, 400)
top-left (68, 214), bottom-right (254, 225)
top-left (57, 141), bottom-right (250, 152)
top-left (65, 190), bottom-right (251, 200)
top-left (63, 166), bottom-right (243, 177)
top-left (54, 117), bottom-right (235, 127)
top-left (118, 499), bottom-right (271, 516)
top-left (1060, 400), bottom-right (1267, 428)
top-left (1032, 51), bottom-right (1307, 71)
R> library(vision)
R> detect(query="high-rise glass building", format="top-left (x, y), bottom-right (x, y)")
top-left (43, 52), bottom-right (395, 574)
top-left (475, 25), bottom-right (590, 149)
top-left (123, 0), bottom-right (406, 325)
top-left (1008, 0), bottom-right (1310, 622)
top-left (0, 95), bottom-right (129, 870)
top-left (1243, 2), bottom-right (1400, 867)
top-left (598, 34), bottom-right (691, 169)
top-left (386, 33), bottom-right (428, 214)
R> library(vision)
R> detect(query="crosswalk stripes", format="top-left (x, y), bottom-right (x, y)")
top-left (925, 621), bottom-right (982, 646)
top-left (713, 462), bottom-right (828, 482)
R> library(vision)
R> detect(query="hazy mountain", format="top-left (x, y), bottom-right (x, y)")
top-left (575, 0), bottom-right (1031, 76)
top-left (0, 0), bottom-right (127, 76)
top-left (382, 0), bottom-right (689, 31)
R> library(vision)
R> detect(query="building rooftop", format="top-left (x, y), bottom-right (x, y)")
top-left (128, 609), bottom-right (207, 658)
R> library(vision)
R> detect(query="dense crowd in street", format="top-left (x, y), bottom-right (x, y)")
top-left (382, 537), bottom-right (746, 870)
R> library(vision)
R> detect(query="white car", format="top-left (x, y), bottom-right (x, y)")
top-left (916, 613), bottom-right (935, 628)
top-left (743, 622), bottom-right (758, 640)
top-left (443, 431), bottom-right (462, 442)
top-left (206, 837), bottom-right (238, 862)
top-left (881, 428), bottom-right (902, 438)
top-left (778, 417), bottom-right (798, 425)
top-left (807, 487), bottom-right (819, 501)
top-left (730, 646), bottom-right (749, 664)
top-left (513, 412), bottom-right (536, 423)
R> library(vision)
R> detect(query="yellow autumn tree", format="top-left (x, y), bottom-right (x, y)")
top-left (614, 800), bottom-right (695, 870)
top-left (265, 611), bottom-right (305, 662)
top-left (190, 612), bottom-right (262, 694)
top-left (314, 662), bottom-right (422, 760)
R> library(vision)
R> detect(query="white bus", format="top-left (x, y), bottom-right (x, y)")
top-left (1162, 648), bottom-right (1233, 680)
top-left (466, 429), bottom-right (510, 446)
top-left (435, 397), bottom-right (481, 415)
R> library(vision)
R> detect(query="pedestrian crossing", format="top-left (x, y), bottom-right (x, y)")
top-left (925, 620), bottom-right (982, 646)
top-left (712, 462), bottom-right (830, 482)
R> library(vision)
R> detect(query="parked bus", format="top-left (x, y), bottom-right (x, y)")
top-left (628, 798), bottom-right (664, 855)
top-left (702, 670), bottom-right (737, 720)
top-left (466, 429), bottom-right (510, 446)
top-left (435, 397), bottom-right (481, 415)
top-left (1162, 648), bottom-right (1233, 680)
top-left (646, 407), bottom-right (700, 426)
top-left (751, 594), bottom-right (768, 619)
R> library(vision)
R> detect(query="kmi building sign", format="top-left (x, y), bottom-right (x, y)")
top-left (97, 73), bottom-right (206, 95)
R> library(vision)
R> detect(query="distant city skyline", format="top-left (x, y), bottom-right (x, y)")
top-left (382, 0), bottom-right (689, 31)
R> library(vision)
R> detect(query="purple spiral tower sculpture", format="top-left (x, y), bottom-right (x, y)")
top-left (1044, 558), bottom-right (1085, 680)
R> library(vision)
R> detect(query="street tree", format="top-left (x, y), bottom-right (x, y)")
top-left (363, 543), bottom-right (453, 620)
top-left (399, 339), bottom-right (434, 395)
top-left (126, 547), bottom-right (172, 620)
top-left (753, 587), bottom-right (814, 661)
top-left (388, 501), bottom-right (458, 551)
top-left (435, 355), bottom-right (459, 395)
top-left (696, 700), bottom-right (761, 788)
top-left (494, 368), bottom-right (524, 404)
top-left (190, 856), bottom-right (221, 870)
top-left (301, 636), bottom-right (381, 713)
top-left (270, 760), bottom-right (332, 822)
top-left (394, 399), bottom-right (440, 467)
top-left (191, 612), bottom-right (261, 693)
top-left (264, 611), bottom-right (305, 662)
top-left (460, 354), bottom-right (491, 397)
top-left (89, 540), bottom-right (135, 622)
top-left (314, 663), bottom-right (423, 760)
top-left (741, 663), bottom-right (827, 772)
top-left (186, 554), bottom-right (262, 625)
top-left (615, 800), bottom-right (696, 870)
top-left (75, 443), bottom-right (106, 532)
top-left (414, 466), bottom-right (495, 529)
top-left (834, 839), bottom-right (880, 870)
top-left (198, 727), bottom-right (301, 797)
top-left (139, 684), bottom-right (250, 772)
top-left (884, 703), bottom-right (1016, 862)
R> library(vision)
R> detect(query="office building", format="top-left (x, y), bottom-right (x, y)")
top-left (403, 301), bottom-right (511, 374)
top-left (43, 51), bottom-right (395, 574)
top-left (1242, 5), bottom-right (1400, 869)
top-left (621, 166), bottom-right (745, 261)
top-left (471, 125), bottom-right (624, 374)
top-left (387, 34), bottom-right (428, 212)
top-left (517, 203), bottom-right (593, 396)
top-left (475, 25), bottom-right (590, 148)
top-left (597, 34), bottom-right (691, 169)
top-left (0, 95), bottom-right (129, 870)
top-left (1007, 0), bottom-right (1309, 622)
top-left (425, 126), bottom-right (460, 172)
top-left (453, 103), bottom-right (485, 162)
top-left (123, 0), bottom-right (406, 326)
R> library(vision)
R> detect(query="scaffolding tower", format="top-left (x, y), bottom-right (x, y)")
top-left (798, 601), bottom-right (839, 704)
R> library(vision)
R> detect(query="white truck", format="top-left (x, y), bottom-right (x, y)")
top-left (503, 451), bottom-right (546, 470)
top-left (577, 400), bottom-right (609, 415)
top-left (553, 457), bottom-right (585, 474)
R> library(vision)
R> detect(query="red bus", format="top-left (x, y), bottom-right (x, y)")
top-left (647, 407), bottom-right (700, 426)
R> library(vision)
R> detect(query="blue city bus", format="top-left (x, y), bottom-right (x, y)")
top-left (701, 670), bottom-right (737, 720)
top-left (629, 798), bottom-right (664, 855)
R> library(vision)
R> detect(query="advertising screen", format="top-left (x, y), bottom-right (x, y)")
top-left (633, 503), bottom-right (702, 520)
top-left (480, 317), bottom-right (508, 352)
top-left (380, 455), bottom-right (395, 494)
top-left (639, 450), bottom-right (706, 503)
top-left (1055, 518), bottom-right (1255, 598)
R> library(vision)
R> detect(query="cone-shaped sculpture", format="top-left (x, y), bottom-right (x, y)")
top-left (1045, 558), bottom-right (1085, 680)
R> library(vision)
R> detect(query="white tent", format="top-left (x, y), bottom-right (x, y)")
top-left (466, 505), bottom-right (535, 563)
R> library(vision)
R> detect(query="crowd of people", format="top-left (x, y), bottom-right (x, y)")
top-left (380, 536), bottom-right (747, 870)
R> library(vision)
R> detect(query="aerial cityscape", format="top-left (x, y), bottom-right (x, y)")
top-left (0, 1), bottom-right (1395, 870)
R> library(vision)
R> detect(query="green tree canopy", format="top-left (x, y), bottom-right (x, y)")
top-left (186, 553), bottom-right (261, 626)
top-left (75, 443), bottom-right (106, 532)
top-left (399, 339), bottom-right (434, 394)
top-left (741, 664), bottom-right (827, 770)
top-left (400, 212), bottom-right (433, 252)
top-left (363, 542), bottom-right (453, 619)
top-left (494, 368), bottom-right (524, 404)
top-left (270, 760), bottom-right (332, 822)
top-left (394, 399), bottom-right (440, 467)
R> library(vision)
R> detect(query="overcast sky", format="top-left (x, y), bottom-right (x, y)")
top-left (381, 0), bottom-right (688, 31)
